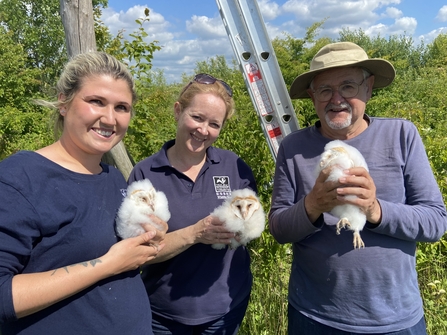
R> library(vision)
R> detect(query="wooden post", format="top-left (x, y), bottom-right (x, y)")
top-left (59, 0), bottom-right (134, 179)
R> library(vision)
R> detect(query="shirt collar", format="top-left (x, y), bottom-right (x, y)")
top-left (151, 140), bottom-right (222, 169)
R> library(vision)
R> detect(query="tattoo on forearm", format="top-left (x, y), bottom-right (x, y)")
top-left (51, 259), bottom-right (102, 276)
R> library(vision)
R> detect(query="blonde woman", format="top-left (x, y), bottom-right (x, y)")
top-left (130, 74), bottom-right (258, 334)
top-left (0, 52), bottom-right (166, 335)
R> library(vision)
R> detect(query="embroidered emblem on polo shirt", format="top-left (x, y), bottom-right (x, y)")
top-left (120, 188), bottom-right (127, 197)
top-left (213, 176), bottom-right (231, 199)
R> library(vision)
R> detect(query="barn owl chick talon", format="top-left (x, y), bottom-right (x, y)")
top-left (336, 218), bottom-right (351, 235)
top-left (353, 232), bottom-right (365, 249)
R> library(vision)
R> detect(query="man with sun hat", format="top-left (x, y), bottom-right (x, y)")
top-left (269, 42), bottom-right (447, 334)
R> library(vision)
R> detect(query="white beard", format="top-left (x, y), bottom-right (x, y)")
top-left (325, 102), bottom-right (352, 130)
top-left (326, 112), bottom-right (352, 129)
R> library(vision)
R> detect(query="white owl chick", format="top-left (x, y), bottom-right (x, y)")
top-left (115, 179), bottom-right (170, 239)
top-left (211, 188), bottom-right (265, 250)
top-left (317, 140), bottom-right (369, 249)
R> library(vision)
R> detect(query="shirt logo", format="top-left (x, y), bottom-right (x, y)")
top-left (120, 188), bottom-right (127, 197)
top-left (213, 176), bottom-right (231, 199)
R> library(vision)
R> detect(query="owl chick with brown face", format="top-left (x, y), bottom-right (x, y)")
top-left (317, 140), bottom-right (369, 249)
top-left (211, 188), bottom-right (265, 250)
top-left (115, 179), bottom-right (170, 239)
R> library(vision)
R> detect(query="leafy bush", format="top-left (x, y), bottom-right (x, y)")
top-left (1, 4), bottom-right (447, 332)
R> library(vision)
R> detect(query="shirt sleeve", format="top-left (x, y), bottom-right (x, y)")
top-left (367, 124), bottom-right (447, 242)
top-left (0, 182), bottom-right (40, 323)
top-left (268, 143), bottom-right (322, 244)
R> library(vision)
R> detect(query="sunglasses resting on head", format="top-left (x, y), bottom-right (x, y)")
top-left (181, 73), bottom-right (233, 97)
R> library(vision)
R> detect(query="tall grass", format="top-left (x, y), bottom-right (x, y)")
top-left (239, 233), bottom-right (291, 334)
top-left (418, 240), bottom-right (447, 334)
top-left (238, 234), bottom-right (447, 335)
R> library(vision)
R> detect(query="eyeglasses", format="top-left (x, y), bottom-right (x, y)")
top-left (312, 77), bottom-right (368, 102)
top-left (182, 73), bottom-right (233, 97)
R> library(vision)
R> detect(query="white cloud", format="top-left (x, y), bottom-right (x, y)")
top-left (281, 0), bottom-right (383, 39)
top-left (102, 6), bottom-right (171, 42)
top-left (384, 7), bottom-right (403, 19)
top-left (436, 5), bottom-right (447, 22)
top-left (280, 0), bottom-right (412, 39)
top-left (265, 22), bottom-right (289, 39)
top-left (365, 23), bottom-right (388, 36)
top-left (150, 35), bottom-right (234, 83)
top-left (364, 16), bottom-right (417, 37)
top-left (419, 27), bottom-right (447, 42)
top-left (101, 1), bottom-right (444, 83)
top-left (391, 17), bottom-right (417, 35)
top-left (186, 15), bottom-right (226, 40)
top-left (282, 0), bottom-right (310, 18)
top-left (258, 0), bottom-right (281, 21)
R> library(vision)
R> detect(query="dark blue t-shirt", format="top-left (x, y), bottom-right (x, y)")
top-left (0, 151), bottom-right (153, 335)
top-left (129, 140), bottom-right (257, 325)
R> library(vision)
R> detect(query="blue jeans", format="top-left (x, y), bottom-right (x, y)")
top-left (152, 296), bottom-right (249, 335)
top-left (288, 304), bottom-right (427, 335)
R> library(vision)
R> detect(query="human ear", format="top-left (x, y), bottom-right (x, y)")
top-left (306, 89), bottom-right (317, 104)
top-left (366, 75), bottom-right (375, 98)
top-left (173, 102), bottom-right (182, 121)
top-left (58, 93), bottom-right (68, 114)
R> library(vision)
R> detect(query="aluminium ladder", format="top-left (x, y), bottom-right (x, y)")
top-left (215, 0), bottom-right (300, 161)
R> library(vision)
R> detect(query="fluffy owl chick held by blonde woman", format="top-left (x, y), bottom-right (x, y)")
top-left (115, 179), bottom-right (171, 239)
top-left (317, 140), bottom-right (369, 249)
top-left (211, 188), bottom-right (265, 250)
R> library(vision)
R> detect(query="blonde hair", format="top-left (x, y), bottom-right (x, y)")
top-left (36, 52), bottom-right (135, 138)
top-left (177, 79), bottom-right (235, 122)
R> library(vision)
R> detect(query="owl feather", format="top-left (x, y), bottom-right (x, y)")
top-left (115, 179), bottom-right (170, 239)
top-left (211, 188), bottom-right (265, 250)
top-left (317, 140), bottom-right (369, 249)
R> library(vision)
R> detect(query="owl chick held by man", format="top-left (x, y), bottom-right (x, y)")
top-left (317, 140), bottom-right (369, 249)
top-left (115, 179), bottom-right (170, 239)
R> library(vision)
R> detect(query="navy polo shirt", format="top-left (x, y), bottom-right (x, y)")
top-left (0, 151), bottom-right (153, 335)
top-left (129, 140), bottom-right (257, 325)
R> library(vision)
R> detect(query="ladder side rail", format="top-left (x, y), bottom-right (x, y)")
top-left (216, 0), bottom-right (278, 159)
top-left (237, 0), bottom-right (300, 138)
top-left (216, 0), bottom-right (300, 160)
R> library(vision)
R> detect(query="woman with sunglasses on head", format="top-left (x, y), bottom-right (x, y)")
top-left (129, 73), bottom-right (258, 334)
top-left (0, 52), bottom-right (167, 335)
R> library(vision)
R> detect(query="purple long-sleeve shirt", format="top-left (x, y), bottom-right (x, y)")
top-left (269, 116), bottom-right (447, 333)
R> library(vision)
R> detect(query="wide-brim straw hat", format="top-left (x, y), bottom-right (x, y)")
top-left (289, 42), bottom-right (396, 99)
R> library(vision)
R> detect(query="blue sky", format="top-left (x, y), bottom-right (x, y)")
top-left (103, 0), bottom-right (447, 83)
